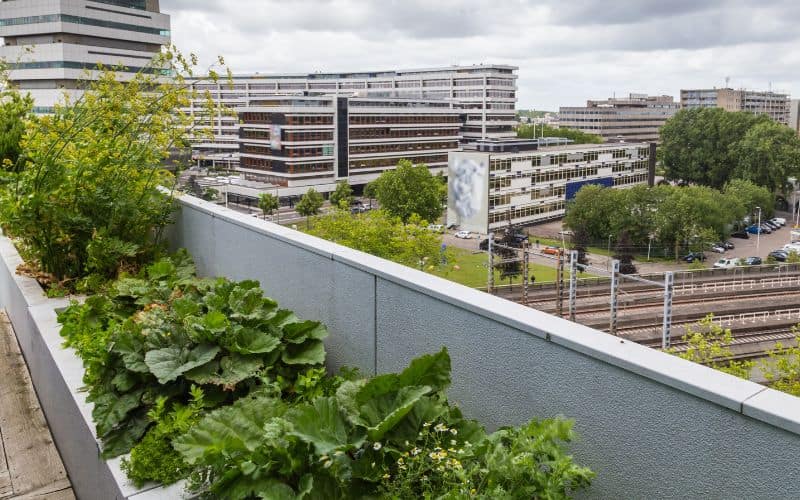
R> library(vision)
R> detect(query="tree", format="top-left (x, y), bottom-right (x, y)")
top-left (722, 179), bottom-right (774, 223)
top-left (0, 46), bottom-right (222, 284)
top-left (258, 192), bottom-right (279, 220)
top-left (760, 330), bottom-right (800, 396)
top-left (296, 188), bottom-right (324, 229)
top-left (517, 123), bottom-right (602, 144)
top-left (329, 181), bottom-right (353, 210)
top-left (571, 224), bottom-right (590, 267)
top-left (669, 315), bottom-right (753, 379)
top-left (0, 90), bottom-right (33, 171)
top-left (613, 230), bottom-right (637, 275)
top-left (307, 209), bottom-right (445, 269)
top-left (495, 231), bottom-right (523, 286)
top-left (371, 159), bottom-right (443, 223)
top-left (660, 108), bottom-right (772, 188)
top-left (732, 121), bottom-right (800, 193)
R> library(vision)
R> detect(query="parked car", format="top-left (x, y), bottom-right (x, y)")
top-left (426, 224), bottom-right (444, 233)
top-left (772, 217), bottom-right (787, 226)
top-left (783, 243), bottom-right (800, 252)
top-left (746, 225), bottom-right (762, 235)
top-left (759, 224), bottom-right (773, 234)
top-left (454, 230), bottom-right (472, 239)
top-left (731, 230), bottom-right (750, 239)
top-left (709, 243), bottom-right (726, 253)
top-left (542, 246), bottom-right (562, 256)
top-left (763, 221), bottom-right (779, 230)
top-left (769, 250), bottom-right (789, 262)
top-left (722, 241), bottom-right (735, 250)
top-left (743, 256), bottom-right (762, 266)
top-left (713, 258), bottom-right (740, 269)
top-left (682, 252), bottom-right (706, 263)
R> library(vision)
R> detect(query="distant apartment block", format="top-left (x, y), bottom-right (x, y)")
top-left (448, 139), bottom-right (656, 233)
top-left (0, 0), bottom-right (170, 113)
top-left (557, 94), bottom-right (679, 143)
top-left (789, 100), bottom-right (800, 137)
top-left (236, 95), bottom-right (461, 195)
top-left (186, 65), bottom-right (518, 167)
top-left (680, 88), bottom-right (791, 125)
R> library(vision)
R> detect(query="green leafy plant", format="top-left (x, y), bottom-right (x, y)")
top-left (669, 314), bottom-right (753, 379)
top-left (58, 251), bottom-right (328, 468)
top-left (175, 348), bottom-right (593, 499)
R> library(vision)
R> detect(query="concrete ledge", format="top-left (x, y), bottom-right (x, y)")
top-left (0, 233), bottom-right (186, 500)
top-left (167, 193), bottom-right (800, 499)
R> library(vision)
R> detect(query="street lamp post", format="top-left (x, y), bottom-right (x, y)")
top-left (756, 206), bottom-right (762, 253)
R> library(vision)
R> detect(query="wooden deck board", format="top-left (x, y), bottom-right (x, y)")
top-left (0, 313), bottom-right (74, 500)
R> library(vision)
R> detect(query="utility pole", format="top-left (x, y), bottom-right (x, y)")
top-left (487, 233), bottom-right (494, 294)
top-left (522, 241), bottom-right (530, 306)
top-left (609, 259), bottom-right (620, 335)
top-left (569, 250), bottom-right (578, 322)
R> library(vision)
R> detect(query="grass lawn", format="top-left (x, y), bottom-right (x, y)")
top-left (430, 247), bottom-right (593, 289)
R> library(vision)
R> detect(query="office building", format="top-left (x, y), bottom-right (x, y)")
top-left (0, 0), bottom-right (170, 113)
top-left (448, 139), bottom-right (655, 233)
top-left (789, 100), bottom-right (800, 137)
top-left (186, 65), bottom-right (518, 167)
top-left (680, 88), bottom-right (791, 125)
top-left (236, 95), bottom-right (461, 195)
top-left (558, 94), bottom-right (679, 143)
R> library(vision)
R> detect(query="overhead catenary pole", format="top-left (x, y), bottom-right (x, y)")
top-left (662, 271), bottom-right (675, 349)
top-left (487, 233), bottom-right (494, 294)
top-left (569, 250), bottom-right (578, 322)
top-left (556, 250), bottom-right (565, 317)
top-left (522, 241), bottom-right (530, 306)
top-left (610, 259), bottom-right (620, 335)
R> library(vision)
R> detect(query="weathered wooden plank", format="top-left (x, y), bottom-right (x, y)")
top-left (0, 313), bottom-right (71, 498)
top-left (0, 426), bottom-right (12, 498)
top-left (11, 482), bottom-right (75, 499)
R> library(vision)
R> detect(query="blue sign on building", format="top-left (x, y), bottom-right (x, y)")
top-left (565, 177), bottom-right (614, 200)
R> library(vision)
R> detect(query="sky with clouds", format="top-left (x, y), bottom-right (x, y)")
top-left (162, 0), bottom-right (799, 111)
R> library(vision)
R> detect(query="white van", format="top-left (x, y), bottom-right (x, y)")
top-left (712, 258), bottom-right (740, 269)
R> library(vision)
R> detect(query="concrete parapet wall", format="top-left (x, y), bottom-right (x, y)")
top-left (167, 194), bottom-right (800, 499)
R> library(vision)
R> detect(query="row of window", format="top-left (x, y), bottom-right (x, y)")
top-left (489, 200), bottom-right (567, 224)
top-left (10, 60), bottom-right (165, 74)
top-left (349, 115), bottom-right (460, 125)
top-left (349, 127), bottom-right (460, 140)
top-left (349, 141), bottom-right (458, 155)
top-left (240, 156), bottom-right (334, 174)
top-left (349, 154), bottom-right (448, 171)
top-left (614, 173), bottom-right (649, 186)
top-left (0, 14), bottom-right (169, 36)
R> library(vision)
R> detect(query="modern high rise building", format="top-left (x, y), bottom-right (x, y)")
top-left (680, 88), bottom-right (791, 125)
top-left (186, 65), bottom-right (518, 167)
top-left (0, 0), bottom-right (170, 113)
top-left (558, 94), bottom-right (679, 143)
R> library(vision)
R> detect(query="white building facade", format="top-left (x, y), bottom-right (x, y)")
top-left (448, 141), bottom-right (656, 234)
top-left (0, 0), bottom-right (170, 113)
top-left (186, 65), bottom-right (518, 167)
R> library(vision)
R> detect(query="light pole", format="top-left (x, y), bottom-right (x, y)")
top-left (756, 206), bottom-right (762, 253)
top-left (647, 234), bottom-right (655, 261)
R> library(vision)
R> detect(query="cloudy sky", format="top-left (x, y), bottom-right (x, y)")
top-left (162, 0), bottom-right (799, 110)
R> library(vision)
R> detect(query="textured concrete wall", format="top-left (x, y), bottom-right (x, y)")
top-left (164, 194), bottom-right (797, 498)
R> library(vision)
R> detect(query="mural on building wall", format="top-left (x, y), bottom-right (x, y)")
top-left (447, 153), bottom-right (489, 234)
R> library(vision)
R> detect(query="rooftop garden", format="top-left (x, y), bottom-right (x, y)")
top-left (0, 50), bottom-right (594, 497)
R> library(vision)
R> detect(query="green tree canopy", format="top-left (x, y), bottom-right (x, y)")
top-left (307, 209), bottom-right (445, 269)
top-left (731, 121), bottom-right (800, 193)
top-left (258, 192), bottom-right (279, 219)
top-left (517, 123), bottom-right (603, 144)
top-left (371, 160), bottom-right (443, 223)
top-left (722, 179), bottom-right (774, 220)
top-left (296, 188), bottom-right (324, 228)
top-left (329, 181), bottom-right (353, 210)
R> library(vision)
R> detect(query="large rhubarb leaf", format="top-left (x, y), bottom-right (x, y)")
top-left (100, 410), bottom-right (149, 458)
top-left (175, 394), bottom-right (285, 464)
top-left (281, 340), bottom-right (325, 365)
top-left (92, 389), bottom-right (144, 437)
top-left (185, 354), bottom-right (263, 388)
top-left (397, 347), bottom-right (451, 393)
top-left (357, 385), bottom-right (432, 442)
top-left (229, 326), bottom-right (281, 355)
top-left (144, 344), bottom-right (220, 384)
top-left (286, 397), bottom-right (364, 455)
top-left (282, 321), bottom-right (328, 344)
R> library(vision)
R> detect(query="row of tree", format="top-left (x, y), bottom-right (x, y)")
top-left (517, 123), bottom-right (603, 144)
top-left (660, 108), bottom-right (800, 192)
top-left (564, 180), bottom-right (774, 259)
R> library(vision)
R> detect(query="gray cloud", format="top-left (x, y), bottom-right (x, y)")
top-left (160, 0), bottom-right (800, 109)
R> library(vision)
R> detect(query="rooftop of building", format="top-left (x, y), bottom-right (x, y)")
top-left (198, 64), bottom-right (519, 81)
top-left (464, 137), bottom-right (652, 154)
